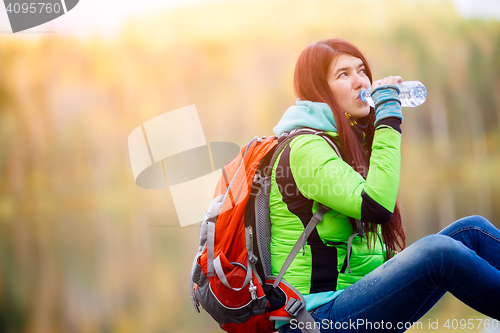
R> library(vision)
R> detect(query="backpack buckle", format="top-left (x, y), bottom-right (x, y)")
top-left (284, 298), bottom-right (304, 317)
top-left (248, 251), bottom-right (258, 265)
top-left (355, 219), bottom-right (365, 236)
top-left (253, 173), bottom-right (266, 186)
top-left (248, 280), bottom-right (258, 300)
top-left (191, 295), bottom-right (200, 313)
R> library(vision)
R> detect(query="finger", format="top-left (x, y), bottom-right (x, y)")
top-left (386, 76), bottom-right (402, 85)
top-left (376, 76), bottom-right (402, 87)
top-left (372, 80), bottom-right (382, 89)
top-left (394, 76), bottom-right (403, 84)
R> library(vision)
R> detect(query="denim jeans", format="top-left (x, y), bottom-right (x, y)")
top-left (279, 215), bottom-right (500, 332)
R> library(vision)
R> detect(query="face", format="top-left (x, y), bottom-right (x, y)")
top-left (327, 54), bottom-right (371, 119)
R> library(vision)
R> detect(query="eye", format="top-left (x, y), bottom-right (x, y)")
top-left (337, 72), bottom-right (347, 79)
top-left (359, 68), bottom-right (367, 75)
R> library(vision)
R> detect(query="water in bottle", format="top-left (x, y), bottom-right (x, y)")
top-left (358, 81), bottom-right (427, 107)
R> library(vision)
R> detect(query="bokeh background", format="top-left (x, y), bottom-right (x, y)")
top-left (1, 0), bottom-right (500, 332)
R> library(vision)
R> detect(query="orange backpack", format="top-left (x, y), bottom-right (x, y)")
top-left (190, 130), bottom-right (342, 333)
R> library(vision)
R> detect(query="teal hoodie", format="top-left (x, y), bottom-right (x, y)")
top-left (273, 100), bottom-right (337, 136)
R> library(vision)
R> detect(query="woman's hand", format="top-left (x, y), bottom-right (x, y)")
top-left (372, 76), bottom-right (403, 89)
top-left (371, 76), bottom-right (404, 129)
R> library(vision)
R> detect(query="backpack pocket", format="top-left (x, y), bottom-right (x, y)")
top-left (212, 253), bottom-right (253, 308)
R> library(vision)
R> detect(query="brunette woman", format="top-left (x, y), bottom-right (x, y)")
top-left (270, 38), bottom-right (500, 332)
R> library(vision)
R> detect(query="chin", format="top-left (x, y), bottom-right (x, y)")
top-left (352, 109), bottom-right (370, 119)
top-left (361, 108), bottom-right (371, 118)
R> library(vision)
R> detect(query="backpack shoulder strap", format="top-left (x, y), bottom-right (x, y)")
top-left (270, 128), bottom-right (342, 171)
top-left (271, 203), bottom-right (330, 288)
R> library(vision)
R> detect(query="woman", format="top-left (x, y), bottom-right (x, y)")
top-left (269, 38), bottom-right (500, 332)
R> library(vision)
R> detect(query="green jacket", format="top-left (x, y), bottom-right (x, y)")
top-left (269, 101), bottom-right (401, 296)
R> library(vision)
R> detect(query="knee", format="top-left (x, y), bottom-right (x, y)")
top-left (408, 235), bottom-right (472, 286)
top-left (414, 234), bottom-right (463, 262)
top-left (439, 215), bottom-right (494, 236)
top-left (456, 215), bottom-right (492, 228)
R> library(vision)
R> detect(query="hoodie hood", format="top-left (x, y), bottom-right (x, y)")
top-left (273, 99), bottom-right (337, 136)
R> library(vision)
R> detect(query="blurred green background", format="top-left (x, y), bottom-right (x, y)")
top-left (1, 0), bottom-right (500, 331)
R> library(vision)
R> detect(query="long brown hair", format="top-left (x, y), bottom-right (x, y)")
top-left (293, 38), bottom-right (406, 252)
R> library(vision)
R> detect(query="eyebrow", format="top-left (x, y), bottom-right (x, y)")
top-left (333, 63), bottom-right (365, 77)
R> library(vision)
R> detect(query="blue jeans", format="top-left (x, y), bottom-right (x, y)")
top-left (280, 215), bottom-right (500, 332)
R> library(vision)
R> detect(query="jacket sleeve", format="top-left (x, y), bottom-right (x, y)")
top-left (289, 126), bottom-right (401, 223)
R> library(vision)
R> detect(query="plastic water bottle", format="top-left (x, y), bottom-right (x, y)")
top-left (358, 81), bottom-right (427, 107)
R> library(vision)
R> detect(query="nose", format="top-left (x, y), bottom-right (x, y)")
top-left (353, 73), bottom-right (367, 90)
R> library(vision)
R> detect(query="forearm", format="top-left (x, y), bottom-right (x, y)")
top-left (362, 126), bottom-right (401, 222)
top-left (359, 85), bottom-right (403, 222)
